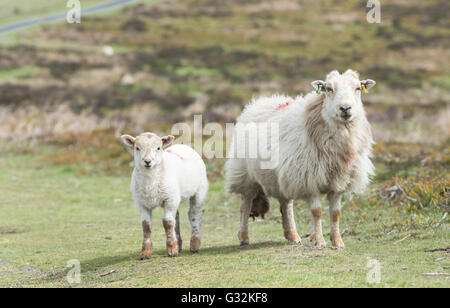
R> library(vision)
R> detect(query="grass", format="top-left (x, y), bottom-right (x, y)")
top-left (0, 142), bottom-right (448, 287)
top-left (0, 65), bottom-right (40, 82)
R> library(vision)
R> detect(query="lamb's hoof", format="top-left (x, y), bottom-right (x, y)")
top-left (190, 237), bottom-right (201, 253)
top-left (310, 234), bottom-right (327, 248)
top-left (240, 241), bottom-right (249, 246)
top-left (168, 253), bottom-right (178, 258)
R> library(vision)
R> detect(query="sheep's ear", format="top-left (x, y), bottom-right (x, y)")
top-left (361, 79), bottom-right (376, 90)
top-left (121, 135), bottom-right (136, 147)
top-left (311, 80), bottom-right (326, 92)
top-left (161, 135), bottom-right (174, 146)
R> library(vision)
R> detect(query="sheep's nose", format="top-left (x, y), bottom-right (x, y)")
top-left (144, 159), bottom-right (152, 166)
top-left (339, 106), bottom-right (352, 113)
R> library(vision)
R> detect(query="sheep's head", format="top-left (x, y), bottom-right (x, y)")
top-left (312, 69), bottom-right (376, 125)
top-left (121, 133), bottom-right (174, 170)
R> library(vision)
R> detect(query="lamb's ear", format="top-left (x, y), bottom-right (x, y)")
top-left (361, 79), bottom-right (376, 90)
top-left (161, 135), bottom-right (174, 146)
top-left (121, 135), bottom-right (136, 147)
top-left (311, 80), bottom-right (326, 92)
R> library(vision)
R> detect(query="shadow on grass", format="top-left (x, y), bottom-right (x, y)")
top-left (78, 240), bottom-right (288, 272)
top-left (197, 240), bottom-right (288, 256)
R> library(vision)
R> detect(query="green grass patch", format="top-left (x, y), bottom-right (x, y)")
top-left (0, 143), bottom-right (448, 287)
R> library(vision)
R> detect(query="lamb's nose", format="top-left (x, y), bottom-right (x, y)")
top-left (340, 106), bottom-right (352, 113)
top-left (144, 159), bottom-right (152, 166)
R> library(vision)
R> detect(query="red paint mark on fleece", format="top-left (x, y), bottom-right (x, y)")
top-left (166, 149), bottom-right (184, 160)
top-left (276, 101), bottom-right (291, 111)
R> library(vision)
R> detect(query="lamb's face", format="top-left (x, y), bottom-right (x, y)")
top-left (121, 133), bottom-right (174, 170)
top-left (312, 69), bottom-right (376, 125)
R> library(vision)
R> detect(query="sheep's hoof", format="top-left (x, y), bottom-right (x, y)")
top-left (190, 249), bottom-right (199, 254)
top-left (238, 231), bottom-right (249, 246)
top-left (331, 235), bottom-right (345, 249)
top-left (140, 253), bottom-right (152, 260)
top-left (168, 253), bottom-right (178, 258)
top-left (285, 232), bottom-right (302, 244)
top-left (310, 234), bottom-right (327, 248)
top-left (291, 238), bottom-right (302, 245)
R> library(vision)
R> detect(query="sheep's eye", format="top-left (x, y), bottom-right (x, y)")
top-left (136, 147), bottom-right (140, 151)
top-left (326, 87), bottom-right (333, 93)
top-left (356, 87), bottom-right (361, 91)
top-left (157, 147), bottom-right (161, 151)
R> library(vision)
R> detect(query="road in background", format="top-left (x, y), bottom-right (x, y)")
top-left (0, 0), bottom-right (141, 36)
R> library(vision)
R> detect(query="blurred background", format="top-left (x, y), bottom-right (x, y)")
top-left (0, 0), bottom-right (448, 287)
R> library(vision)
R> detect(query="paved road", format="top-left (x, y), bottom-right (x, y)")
top-left (0, 0), bottom-right (141, 36)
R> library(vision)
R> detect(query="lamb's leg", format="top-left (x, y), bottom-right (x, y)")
top-left (175, 211), bottom-right (182, 253)
top-left (279, 199), bottom-right (301, 244)
top-left (188, 193), bottom-right (204, 253)
top-left (139, 207), bottom-right (153, 260)
top-left (238, 190), bottom-right (257, 246)
top-left (307, 196), bottom-right (326, 247)
top-left (163, 203), bottom-right (179, 257)
top-left (328, 192), bottom-right (345, 248)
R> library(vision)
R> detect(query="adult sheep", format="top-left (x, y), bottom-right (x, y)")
top-left (225, 69), bottom-right (376, 248)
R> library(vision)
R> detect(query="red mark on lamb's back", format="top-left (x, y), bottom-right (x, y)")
top-left (276, 101), bottom-right (291, 111)
top-left (166, 149), bottom-right (184, 160)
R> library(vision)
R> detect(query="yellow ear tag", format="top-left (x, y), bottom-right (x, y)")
top-left (361, 84), bottom-right (368, 94)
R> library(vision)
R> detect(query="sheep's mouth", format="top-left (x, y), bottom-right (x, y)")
top-left (339, 113), bottom-right (352, 121)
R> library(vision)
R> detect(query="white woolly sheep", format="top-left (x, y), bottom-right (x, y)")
top-left (121, 132), bottom-right (208, 258)
top-left (225, 69), bottom-right (376, 248)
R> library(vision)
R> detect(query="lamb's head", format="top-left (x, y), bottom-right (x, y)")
top-left (121, 133), bottom-right (174, 170)
top-left (312, 69), bottom-right (376, 125)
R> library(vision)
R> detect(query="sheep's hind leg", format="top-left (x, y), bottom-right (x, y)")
top-left (188, 193), bottom-right (204, 253)
top-left (175, 211), bottom-right (182, 253)
top-left (238, 189), bottom-right (258, 246)
top-left (307, 196), bottom-right (326, 247)
top-left (163, 203), bottom-right (180, 257)
top-left (139, 207), bottom-right (153, 260)
top-left (279, 199), bottom-right (301, 244)
top-left (328, 192), bottom-right (345, 248)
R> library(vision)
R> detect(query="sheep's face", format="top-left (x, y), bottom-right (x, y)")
top-left (312, 69), bottom-right (376, 125)
top-left (121, 133), bottom-right (174, 170)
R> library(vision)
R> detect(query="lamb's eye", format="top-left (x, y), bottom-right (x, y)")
top-left (356, 87), bottom-right (361, 91)
top-left (136, 147), bottom-right (140, 151)
top-left (157, 147), bottom-right (161, 151)
top-left (326, 87), bottom-right (333, 93)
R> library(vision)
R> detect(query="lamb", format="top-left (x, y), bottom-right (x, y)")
top-left (225, 69), bottom-right (376, 248)
top-left (121, 132), bottom-right (208, 258)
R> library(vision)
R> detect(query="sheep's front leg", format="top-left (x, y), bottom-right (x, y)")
top-left (139, 207), bottom-right (153, 260)
top-left (163, 203), bottom-right (180, 257)
top-left (279, 199), bottom-right (301, 244)
top-left (328, 192), bottom-right (345, 248)
top-left (307, 196), bottom-right (326, 247)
